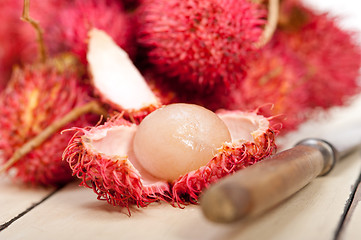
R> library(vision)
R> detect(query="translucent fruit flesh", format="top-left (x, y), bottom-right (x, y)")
top-left (133, 103), bottom-right (232, 182)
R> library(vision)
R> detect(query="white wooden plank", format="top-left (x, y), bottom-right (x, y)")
top-left (0, 150), bottom-right (360, 240)
top-left (339, 181), bottom-right (361, 240)
top-left (0, 176), bottom-right (55, 224)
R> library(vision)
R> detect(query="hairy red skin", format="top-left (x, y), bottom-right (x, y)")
top-left (137, 0), bottom-right (266, 91)
top-left (277, 5), bottom-right (361, 108)
top-left (0, 55), bottom-right (98, 186)
top-left (46, 0), bottom-right (135, 64)
top-left (63, 110), bottom-right (278, 210)
top-left (233, 3), bottom-right (361, 131)
top-left (173, 2), bottom-right (361, 132)
top-left (227, 39), bottom-right (309, 131)
top-left (64, 116), bottom-right (171, 209)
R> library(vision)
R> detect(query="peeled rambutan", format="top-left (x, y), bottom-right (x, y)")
top-left (63, 103), bottom-right (278, 209)
top-left (136, 0), bottom-right (267, 90)
top-left (46, 0), bottom-right (134, 64)
top-left (0, 55), bottom-right (99, 186)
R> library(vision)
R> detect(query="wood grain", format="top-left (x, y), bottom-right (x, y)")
top-left (0, 176), bottom-right (54, 225)
top-left (338, 174), bottom-right (361, 240)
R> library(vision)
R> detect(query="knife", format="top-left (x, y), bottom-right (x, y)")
top-left (200, 132), bottom-right (361, 223)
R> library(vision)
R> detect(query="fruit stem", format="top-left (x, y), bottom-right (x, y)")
top-left (256, 0), bottom-right (279, 48)
top-left (0, 101), bottom-right (107, 174)
top-left (21, 0), bottom-right (47, 63)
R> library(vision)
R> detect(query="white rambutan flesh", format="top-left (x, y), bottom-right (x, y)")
top-left (133, 103), bottom-right (232, 182)
top-left (87, 28), bottom-right (159, 112)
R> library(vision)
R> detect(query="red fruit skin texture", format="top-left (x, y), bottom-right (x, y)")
top-left (137, 0), bottom-right (266, 90)
top-left (188, 2), bottom-right (361, 132)
top-left (63, 110), bottom-right (278, 210)
top-left (47, 0), bottom-right (135, 64)
top-left (277, 8), bottom-right (361, 109)
top-left (227, 37), bottom-right (310, 131)
top-left (237, 3), bottom-right (361, 131)
top-left (63, 116), bottom-right (171, 209)
top-left (0, 55), bottom-right (98, 186)
top-left (0, 0), bottom-right (67, 91)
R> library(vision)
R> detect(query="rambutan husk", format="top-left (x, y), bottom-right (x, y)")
top-left (177, 1), bottom-right (361, 132)
top-left (230, 1), bottom-right (361, 131)
top-left (0, 54), bottom-right (101, 186)
top-left (63, 108), bottom-right (278, 210)
top-left (136, 0), bottom-right (267, 90)
top-left (63, 116), bottom-right (171, 209)
top-left (276, 1), bottom-right (361, 109)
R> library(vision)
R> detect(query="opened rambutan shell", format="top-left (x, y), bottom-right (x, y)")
top-left (63, 116), bottom-right (171, 208)
top-left (63, 106), bottom-right (278, 209)
top-left (0, 55), bottom-right (98, 186)
top-left (136, 0), bottom-right (267, 90)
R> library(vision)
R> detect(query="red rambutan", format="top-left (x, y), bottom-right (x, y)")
top-left (136, 0), bottom-right (267, 90)
top-left (63, 103), bottom-right (278, 209)
top-left (276, 3), bottom-right (361, 109)
top-left (189, 1), bottom-right (361, 132)
top-left (0, 55), bottom-right (99, 186)
top-left (227, 36), bottom-right (310, 131)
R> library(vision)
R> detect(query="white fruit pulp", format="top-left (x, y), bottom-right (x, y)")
top-left (133, 103), bottom-right (232, 182)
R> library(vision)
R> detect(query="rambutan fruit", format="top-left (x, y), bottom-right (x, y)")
top-left (187, 1), bottom-right (361, 132)
top-left (226, 38), bottom-right (310, 131)
top-left (276, 2), bottom-right (361, 109)
top-left (136, 0), bottom-right (267, 90)
top-left (63, 103), bottom-right (278, 209)
top-left (0, 54), bottom-right (100, 186)
top-left (46, 0), bottom-right (134, 64)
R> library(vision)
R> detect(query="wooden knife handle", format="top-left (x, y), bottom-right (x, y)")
top-left (200, 139), bottom-right (337, 223)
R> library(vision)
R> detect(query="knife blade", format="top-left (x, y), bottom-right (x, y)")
top-left (200, 130), bottom-right (361, 223)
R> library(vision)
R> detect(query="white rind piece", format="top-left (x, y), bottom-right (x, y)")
top-left (87, 28), bottom-right (159, 111)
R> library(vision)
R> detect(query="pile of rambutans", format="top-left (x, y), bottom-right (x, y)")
top-left (0, 0), bottom-right (360, 211)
